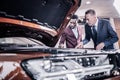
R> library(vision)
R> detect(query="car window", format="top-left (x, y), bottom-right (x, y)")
top-left (0, 37), bottom-right (46, 47)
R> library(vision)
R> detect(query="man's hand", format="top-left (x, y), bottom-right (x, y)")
top-left (96, 42), bottom-right (105, 50)
top-left (59, 44), bottom-right (64, 48)
top-left (75, 42), bottom-right (84, 49)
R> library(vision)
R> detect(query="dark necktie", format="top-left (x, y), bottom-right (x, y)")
top-left (92, 26), bottom-right (97, 45)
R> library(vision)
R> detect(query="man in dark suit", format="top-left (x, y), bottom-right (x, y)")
top-left (80, 9), bottom-right (119, 50)
top-left (59, 15), bottom-right (82, 48)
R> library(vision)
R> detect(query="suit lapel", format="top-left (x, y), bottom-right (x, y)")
top-left (97, 19), bottom-right (103, 41)
top-left (68, 27), bottom-right (77, 39)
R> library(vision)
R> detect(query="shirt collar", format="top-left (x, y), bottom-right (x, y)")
top-left (95, 18), bottom-right (98, 27)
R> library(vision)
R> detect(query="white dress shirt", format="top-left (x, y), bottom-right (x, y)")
top-left (72, 27), bottom-right (78, 39)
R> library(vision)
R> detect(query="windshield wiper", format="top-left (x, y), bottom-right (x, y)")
top-left (0, 43), bottom-right (40, 51)
top-left (0, 43), bottom-right (46, 52)
top-left (0, 43), bottom-right (36, 47)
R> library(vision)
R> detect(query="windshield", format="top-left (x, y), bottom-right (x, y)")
top-left (0, 37), bottom-right (47, 49)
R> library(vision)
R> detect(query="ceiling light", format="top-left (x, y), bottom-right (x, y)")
top-left (113, 0), bottom-right (120, 16)
top-left (86, 1), bottom-right (91, 5)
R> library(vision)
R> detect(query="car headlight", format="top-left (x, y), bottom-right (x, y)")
top-left (21, 54), bottom-right (113, 80)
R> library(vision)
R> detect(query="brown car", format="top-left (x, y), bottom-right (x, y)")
top-left (0, 0), bottom-right (120, 80)
top-left (0, 0), bottom-right (81, 80)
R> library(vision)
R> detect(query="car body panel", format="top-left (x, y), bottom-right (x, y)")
top-left (0, 52), bottom-right (50, 80)
top-left (0, 0), bottom-right (81, 79)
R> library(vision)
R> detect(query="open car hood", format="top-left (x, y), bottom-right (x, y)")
top-left (0, 0), bottom-right (81, 47)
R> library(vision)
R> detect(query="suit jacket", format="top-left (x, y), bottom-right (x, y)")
top-left (83, 19), bottom-right (119, 50)
top-left (59, 26), bottom-right (82, 48)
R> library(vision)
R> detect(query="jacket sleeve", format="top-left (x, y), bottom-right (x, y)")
top-left (59, 31), bottom-right (66, 44)
top-left (104, 21), bottom-right (119, 47)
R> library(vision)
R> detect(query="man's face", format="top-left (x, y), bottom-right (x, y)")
top-left (69, 19), bottom-right (77, 28)
top-left (85, 14), bottom-right (96, 26)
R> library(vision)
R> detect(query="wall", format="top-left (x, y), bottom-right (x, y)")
top-left (114, 18), bottom-right (120, 48)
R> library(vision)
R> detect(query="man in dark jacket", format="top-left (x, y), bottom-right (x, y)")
top-left (59, 15), bottom-right (82, 48)
top-left (79, 9), bottom-right (119, 50)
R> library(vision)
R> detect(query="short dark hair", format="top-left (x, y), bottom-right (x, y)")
top-left (85, 9), bottom-right (96, 15)
top-left (71, 14), bottom-right (78, 19)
